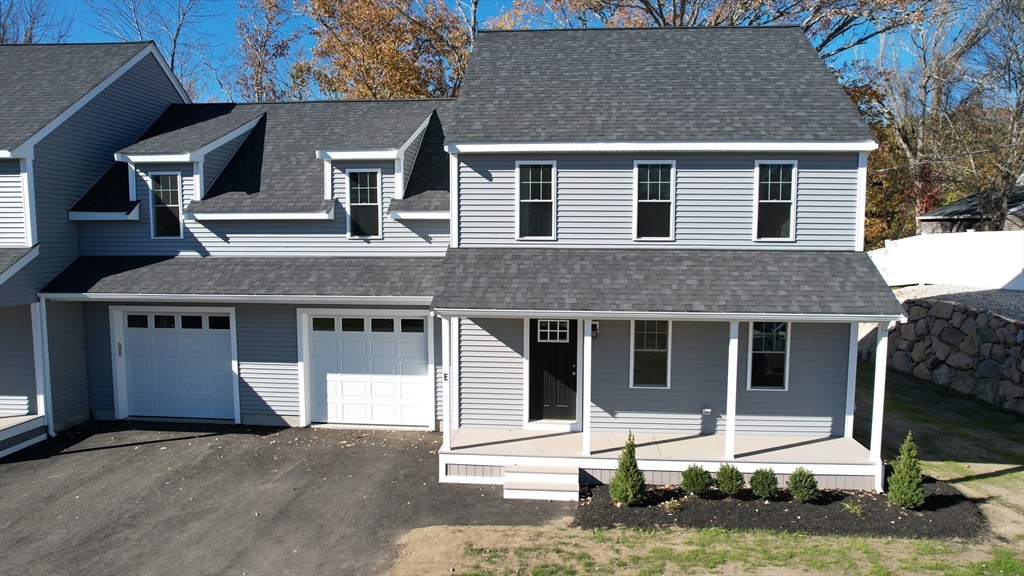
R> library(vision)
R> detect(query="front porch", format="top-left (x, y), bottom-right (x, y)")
top-left (0, 414), bottom-right (48, 458)
top-left (440, 428), bottom-right (879, 491)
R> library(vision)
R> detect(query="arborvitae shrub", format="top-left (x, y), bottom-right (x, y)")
top-left (608, 430), bottom-right (646, 506)
top-left (887, 431), bottom-right (925, 509)
top-left (680, 465), bottom-right (713, 496)
top-left (787, 467), bottom-right (819, 502)
top-left (750, 468), bottom-right (779, 499)
top-left (715, 464), bottom-right (744, 497)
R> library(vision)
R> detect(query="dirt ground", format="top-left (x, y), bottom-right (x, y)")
top-left (387, 365), bottom-right (1024, 576)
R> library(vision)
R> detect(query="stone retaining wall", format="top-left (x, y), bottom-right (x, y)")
top-left (884, 299), bottom-right (1024, 413)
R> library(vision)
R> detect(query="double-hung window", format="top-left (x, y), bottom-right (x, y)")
top-left (748, 321), bottom-right (789, 390)
top-left (631, 320), bottom-right (671, 388)
top-left (347, 170), bottom-right (381, 238)
top-left (754, 161), bottom-right (797, 240)
top-left (634, 162), bottom-right (674, 239)
top-left (150, 173), bottom-right (182, 238)
top-left (516, 162), bottom-right (555, 239)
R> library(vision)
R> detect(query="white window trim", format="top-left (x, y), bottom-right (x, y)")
top-left (147, 171), bottom-right (184, 240)
top-left (746, 321), bottom-right (792, 391)
top-left (513, 160), bottom-right (557, 241)
top-left (752, 160), bottom-right (798, 242)
top-left (628, 319), bottom-right (673, 389)
top-left (109, 305), bottom-right (240, 423)
top-left (633, 160), bottom-right (676, 241)
top-left (345, 168), bottom-right (384, 239)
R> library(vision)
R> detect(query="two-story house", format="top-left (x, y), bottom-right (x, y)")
top-left (17, 27), bottom-right (903, 501)
top-left (0, 42), bottom-right (188, 457)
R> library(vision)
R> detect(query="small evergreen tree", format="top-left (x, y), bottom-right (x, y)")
top-left (716, 464), bottom-right (744, 497)
top-left (680, 464), bottom-right (713, 496)
top-left (887, 430), bottom-right (925, 509)
top-left (750, 468), bottom-right (779, 499)
top-left (787, 467), bottom-right (819, 502)
top-left (608, 431), bottom-right (646, 506)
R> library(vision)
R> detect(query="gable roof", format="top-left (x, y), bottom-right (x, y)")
top-left (433, 248), bottom-right (904, 319)
top-left (447, 27), bottom-right (875, 147)
top-left (0, 42), bottom-right (176, 152)
top-left (69, 162), bottom-right (138, 214)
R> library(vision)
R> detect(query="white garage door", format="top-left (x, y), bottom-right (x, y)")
top-left (309, 315), bottom-right (431, 427)
top-left (124, 312), bottom-right (234, 419)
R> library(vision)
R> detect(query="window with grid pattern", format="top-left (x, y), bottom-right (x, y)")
top-left (637, 164), bottom-right (672, 238)
top-left (756, 163), bottom-right (794, 239)
top-left (151, 174), bottom-right (181, 238)
top-left (348, 171), bottom-right (379, 237)
top-left (537, 320), bottom-right (569, 342)
top-left (750, 321), bottom-right (787, 389)
top-left (518, 164), bottom-right (553, 238)
top-left (633, 320), bottom-right (669, 387)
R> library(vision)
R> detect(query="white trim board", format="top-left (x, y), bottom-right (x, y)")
top-left (432, 309), bottom-right (906, 323)
top-left (68, 205), bottom-right (140, 221)
top-left (190, 207), bottom-right (335, 221)
top-left (42, 293), bottom-right (434, 306)
top-left (8, 44), bottom-right (190, 159)
top-left (317, 150), bottom-right (399, 161)
top-left (446, 140), bottom-right (879, 154)
top-left (0, 245), bottom-right (39, 284)
top-left (389, 210), bottom-right (450, 221)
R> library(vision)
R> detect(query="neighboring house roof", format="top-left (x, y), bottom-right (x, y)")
top-left (433, 248), bottom-right (904, 318)
top-left (0, 42), bottom-right (155, 151)
top-left (42, 256), bottom-right (443, 298)
top-left (917, 189), bottom-right (1024, 220)
top-left (69, 162), bottom-right (138, 214)
top-left (447, 27), bottom-right (875, 146)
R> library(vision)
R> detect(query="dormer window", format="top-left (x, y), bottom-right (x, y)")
top-left (634, 162), bottom-right (674, 240)
top-left (150, 172), bottom-right (182, 238)
top-left (346, 170), bottom-right (381, 238)
top-left (754, 161), bottom-right (797, 241)
top-left (516, 161), bottom-right (555, 239)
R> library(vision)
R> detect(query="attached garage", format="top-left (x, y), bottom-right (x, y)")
top-left (112, 308), bottom-right (238, 421)
top-left (303, 311), bottom-right (433, 428)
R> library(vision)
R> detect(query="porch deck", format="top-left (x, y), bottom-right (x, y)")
top-left (447, 428), bottom-right (872, 466)
top-left (0, 414), bottom-right (47, 457)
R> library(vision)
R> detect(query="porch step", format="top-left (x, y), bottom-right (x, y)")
top-left (503, 465), bottom-right (579, 501)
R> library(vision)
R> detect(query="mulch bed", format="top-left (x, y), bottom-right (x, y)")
top-left (572, 477), bottom-right (985, 539)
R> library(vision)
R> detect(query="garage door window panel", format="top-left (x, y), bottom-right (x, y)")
top-left (401, 319), bottom-right (424, 333)
top-left (371, 318), bottom-right (395, 332)
top-left (312, 317), bottom-right (335, 331)
top-left (182, 315), bottom-right (203, 329)
top-left (127, 314), bottom-right (148, 328)
top-left (208, 316), bottom-right (230, 329)
top-left (342, 318), bottom-right (365, 332)
top-left (154, 315), bottom-right (175, 328)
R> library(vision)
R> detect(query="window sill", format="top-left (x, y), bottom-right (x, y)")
top-left (746, 386), bottom-right (788, 392)
top-left (515, 237), bottom-right (556, 242)
top-left (633, 237), bottom-right (675, 242)
top-left (346, 235), bottom-right (383, 240)
top-left (629, 384), bottom-right (671, 390)
top-left (753, 238), bottom-right (797, 243)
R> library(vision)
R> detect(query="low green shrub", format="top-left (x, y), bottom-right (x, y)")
top-left (887, 430), bottom-right (925, 509)
top-left (787, 467), bottom-right (819, 502)
top-left (608, 430), bottom-right (646, 506)
top-left (680, 464), bottom-right (713, 496)
top-left (750, 468), bottom-right (779, 499)
top-left (715, 464), bottom-right (744, 497)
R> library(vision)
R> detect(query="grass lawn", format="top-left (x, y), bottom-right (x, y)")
top-left (387, 365), bottom-right (1024, 576)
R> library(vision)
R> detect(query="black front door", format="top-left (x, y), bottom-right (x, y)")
top-left (529, 319), bottom-right (577, 421)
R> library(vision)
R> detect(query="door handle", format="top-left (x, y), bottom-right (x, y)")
top-left (118, 343), bottom-right (122, 357)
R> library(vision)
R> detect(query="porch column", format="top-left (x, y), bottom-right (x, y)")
top-left (724, 320), bottom-right (739, 460)
top-left (441, 316), bottom-right (451, 452)
top-left (844, 322), bottom-right (859, 438)
top-left (451, 316), bottom-right (461, 430)
top-left (30, 301), bottom-right (48, 432)
top-left (870, 322), bottom-right (890, 490)
top-left (582, 318), bottom-right (593, 456)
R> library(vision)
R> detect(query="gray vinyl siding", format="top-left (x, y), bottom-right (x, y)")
top-left (83, 302), bottom-right (115, 416)
top-left (0, 304), bottom-right (37, 415)
top-left (0, 160), bottom-right (26, 246)
top-left (590, 320), bottom-right (728, 434)
top-left (235, 304), bottom-right (299, 416)
top-left (457, 153), bottom-right (858, 250)
top-left (0, 53), bottom-right (183, 307)
top-left (401, 128), bottom-right (425, 197)
top-left (78, 160), bottom-right (450, 256)
top-left (47, 300), bottom-right (90, 429)
top-left (202, 131), bottom-right (248, 197)
top-left (735, 322), bottom-right (851, 436)
top-left (459, 317), bottom-right (524, 428)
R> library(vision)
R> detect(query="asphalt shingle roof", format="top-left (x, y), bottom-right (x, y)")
top-left (918, 189), bottom-right (1024, 220)
top-left (0, 42), bottom-right (151, 150)
top-left (69, 162), bottom-right (138, 213)
top-left (42, 256), bottom-right (443, 297)
top-left (0, 246), bottom-right (35, 276)
top-left (135, 100), bottom-right (453, 213)
top-left (390, 109), bottom-right (450, 212)
top-left (433, 248), bottom-right (904, 317)
top-left (447, 27), bottom-right (875, 144)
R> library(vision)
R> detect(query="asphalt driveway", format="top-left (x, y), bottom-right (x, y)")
top-left (0, 421), bottom-right (574, 575)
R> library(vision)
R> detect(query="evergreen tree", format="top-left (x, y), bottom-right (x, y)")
top-left (608, 430), bottom-right (646, 506)
top-left (888, 431), bottom-right (925, 509)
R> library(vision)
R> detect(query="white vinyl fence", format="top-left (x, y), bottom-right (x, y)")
top-left (868, 230), bottom-right (1024, 291)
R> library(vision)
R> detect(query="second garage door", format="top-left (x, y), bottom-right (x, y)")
top-left (308, 314), bottom-right (431, 427)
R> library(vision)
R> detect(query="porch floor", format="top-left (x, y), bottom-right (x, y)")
top-left (447, 429), bottom-right (872, 466)
top-left (0, 414), bottom-right (44, 432)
